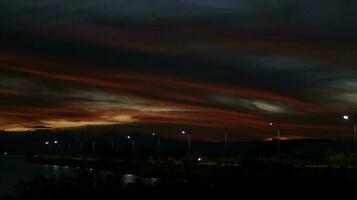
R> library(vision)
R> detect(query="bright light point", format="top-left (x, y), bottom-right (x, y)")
top-left (343, 115), bottom-right (350, 120)
top-left (152, 133), bottom-right (156, 136)
top-left (45, 141), bottom-right (49, 145)
top-left (4, 152), bottom-right (7, 156)
top-left (127, 136), bottom-right (131, 139)
top-left (181, 131), bottom-right (186, 134)
top-left (197, 157), bottom-right (202, 162)
top-left (269, 123), bottom-right (273, 126)
top-left (54, 141), bottom-right (58, 144)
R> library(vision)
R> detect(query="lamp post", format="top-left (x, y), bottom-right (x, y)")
top-left (92, 141), bottom-right (95, 155)
top-left (269, 122), bottom-right (281, 155)
top-left (152, 133), bottom-right (160, 157)
top-left (45, 141), bottom-right (52, 154)
top-left (181, 130), bottom-right (191, 156)
top-left (343, 115), bottom-right (357, 153)
top-left (54, 140), bottom-right (60, 153)
top-left (79, 141), bottom-right (82, 154)
top-left (67, 143), bottom-right (71, 154)
top-left (111, 140), bottom-right (115, 154)
top-left (224, 132), bottom-right (228, 158)
top-left (127, 136), bottom-right (135, 156)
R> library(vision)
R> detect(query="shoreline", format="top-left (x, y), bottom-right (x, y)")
top-left (27, 154), bottom-right (357, 180)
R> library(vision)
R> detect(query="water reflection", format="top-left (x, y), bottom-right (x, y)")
top-left (122, 174), bottom-right (159, 187)
top-left (0, 155), bottom-right (160, 196)
top-left (0, 155), bottom-right (74, 195)
top-left (122, 174), bottom-right (137, 186)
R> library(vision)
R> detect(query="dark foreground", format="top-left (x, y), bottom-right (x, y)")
top-left (2, 169), bottom-right (357, 200)
top-left (2, 155), bottom-right (357, 199)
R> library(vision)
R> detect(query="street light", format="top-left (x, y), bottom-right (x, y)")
top-left (111, 140), bottom-right (115, 154)
top-left (54, 140), bottom-right (61, 153)
top-left (67, 143), bottom-right (71, 153)
top-left (45, 141), bottom-right (52, 153)
top-left (79, 140), bottom-right (83, 154)
top-left (181, 130), bottom-right (191, 155)
top-left (92, 141), bottom-right (95, 154)
top-left (269, 122), bottom-right (281, 155)
top-left (343, 115), bottom-right (357, 153)
top-left (224, 131), bottom-right (228, 158)
top-left (152, 133), bottom-right (160, 156)
top-left (127, 136), bottom-right (135, 156)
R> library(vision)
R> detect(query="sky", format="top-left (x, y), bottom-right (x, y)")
top-left (0, 0), bottom-right (357, 141)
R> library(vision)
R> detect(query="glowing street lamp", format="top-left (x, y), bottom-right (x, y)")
top-left (79, 140), bottom-right (83, 153)
top-left (152, 133), bottom-right (160, 156)
top-left (343, 115), bottom-right (357, 153)
top-left (92, 141), bottom-right (95, 154)
top-left (181, 130), bottom-right (191, 155)
top-left (111, 140), bottom-right (115, 154)
top-left (53, 140), bottom-right (61, 153)
top-left (224, 131), bottom-right (228, 158)
top-left (269, 122), bottom-right (281, 155)
top-left (45, 141), bottom-right (52, 153)
top-left (127, 136), bottom-right (135, 155)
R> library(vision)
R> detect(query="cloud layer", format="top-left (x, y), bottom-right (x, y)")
top-left (0, 0), bottom-right (357, 141)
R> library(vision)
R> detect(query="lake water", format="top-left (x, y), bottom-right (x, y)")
top-left (0, 155), bottom-right (74, 195)
top-left (0, 155), bottom-right (159, 196)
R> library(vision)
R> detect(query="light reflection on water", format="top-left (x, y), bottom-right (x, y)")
top-left (122, 174), bottom-right (159, 187)
top-left (0, 155), bottom-right (159, 195)
top-left (0, 155), bottom-right (74, 195)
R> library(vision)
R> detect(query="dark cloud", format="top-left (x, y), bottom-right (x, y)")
top-left (0, 0), bottom-right (356, 141)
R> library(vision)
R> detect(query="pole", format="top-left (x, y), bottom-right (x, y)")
top-left (132, 139), bottom-right (135, 156)
top-left (67, 143), bottom-right (71, 153)
top-left (111, 140), bottom-right (114, 154)
top-left (157, 135), bottom-right (160, 155)
top-left (224, 133), bottom-right (228, 157)
top-left (92, 141), bottom-right (95, 154)
top-left (79, 142), bottom-right (82, 154)
top-left (188, 135), bottom-right (191, 156)
top-left (353, 122), bottom-right (357, 153)
top-left (277, 126), bottom-right (281, 155)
